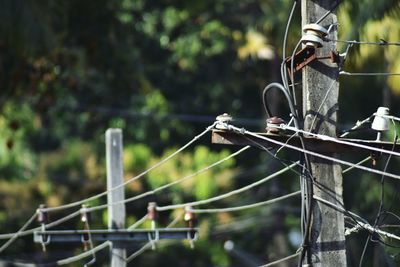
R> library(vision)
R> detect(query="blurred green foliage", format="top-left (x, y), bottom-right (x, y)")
top-left (1, 0), bottom-right (400, 266)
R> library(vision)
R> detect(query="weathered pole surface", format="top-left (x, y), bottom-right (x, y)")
top-left (106, 129), bottom-right (126, 267)
top-left (301, 1), bottom-right (347, 266)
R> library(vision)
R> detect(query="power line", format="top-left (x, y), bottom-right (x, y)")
top-left (328, 39), bottom-right (400, 46)
top-left (340, 71), bottom-right (400, 76)
top-left (342, 156), bottom-right (371, 174)
top-left (220, 122), bottom-right (400, 180)
top-left (87, 146), bottom-right (251, 213)
top-left (127, 215), bottom-right (148, 231)
top-left (0, 210), bottom-right (81, 240)
top-left (126, 242), bottom-right (152, 263)
top-left (314, 195), bottom-right (400, 242)
top-left (42, 122), bottom-right (217, 213)
top-left (0, 213), bottom-right (37, 254)
top-left (0, 144), bottom-right (248, 245)
top-left (156, 162), bottom-right (297, 211)
top-left (189, 191), bottom-right (300, 213)
top-left (259, 251), bottom-right (301, 267)
top-left (275, 124), bottom-right (400, 158)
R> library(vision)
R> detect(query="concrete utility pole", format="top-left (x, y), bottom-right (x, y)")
top-left (301, 1), bottom-right (347, 266)
top-left (106, 129), bottom-right (127, 267)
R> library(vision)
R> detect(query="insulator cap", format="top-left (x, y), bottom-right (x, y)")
top-left (37, 204), bottom-right (48, 224)
top-left (302, 24), bottom-right (328, 37)
top-left (147, 202), bottom-right (158, 221)
top-left (184, 206), bottom-right (196, 228)
top-left (80, 204), bottom-right (91, 223)
top-left (372, 107), bottom-right (390, 132)
top-left (302, 24), bottom-right (327, 48)
top-left (266, 117), bottom-right (285, 134)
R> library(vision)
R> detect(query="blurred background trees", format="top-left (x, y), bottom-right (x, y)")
top-left (1, 0), bottom-right (400, 266)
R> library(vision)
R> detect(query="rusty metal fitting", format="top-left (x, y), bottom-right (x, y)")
top-left (147, 202), bottom-right (158, 221)
top-left (184, 206), bottom-right (196, 228)
top-left (317, 50), bottom-right (340, 63)
top-left (266, 117), bottom-right (286, 134)
top-left (37, 204), bottom-right (48, 224)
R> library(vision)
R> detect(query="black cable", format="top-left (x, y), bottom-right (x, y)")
top-left (359, 135), bottom-right (397, 267)
top-left (315, 0), bottom-right (341, 24)
top-left (262, 83), bottom-right (298, 119)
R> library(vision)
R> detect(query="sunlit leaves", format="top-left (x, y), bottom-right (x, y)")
top-left (237, 30), bottom-right (274, 60)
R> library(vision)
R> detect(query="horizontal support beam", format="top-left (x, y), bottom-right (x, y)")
top-left (34, 228), bottom-right (198, 243)
top-left (211, 130), bottom-right (400, 154)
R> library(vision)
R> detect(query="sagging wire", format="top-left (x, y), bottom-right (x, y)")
top-left (41, 122), bottom-right (218, 213)
top-left (188, 191), bottom-right (300, 214)
top-left (340, 71), bottom-right (400, 76)
top-left (0, 213), bottom-right (38, 254)
top-left (156, 162), bottom-right (298, 211)
top-left (86, 145), bottom-right (251, 213)
top-left (0, 142), bottom-right (249, 245)
top-left (258, 251), bottom-right (301, 267)
top-left (328, 39), bottom-right (400, 46)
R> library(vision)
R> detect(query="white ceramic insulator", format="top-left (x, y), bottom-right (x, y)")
top-left (372, 107), bottom-right (390, 132)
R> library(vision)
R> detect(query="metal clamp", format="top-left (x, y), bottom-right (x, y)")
top-left (148, 230), bottom-right (159, 250)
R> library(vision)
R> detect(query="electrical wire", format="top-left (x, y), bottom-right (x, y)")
top-left (0, 209), bottom-right (81, 240)
top-left (281, 0), bottom-right (298, 90)
top-left (259, 251), bottom-right (301, 267)
top-left (86, 146), bottom-right (250, 212)
top-left (276, 124), bottom-right (400, 158)
top-left (220, 122), bottom-right (400, 180)
top-left (0, 144), bottom-right (248, 246)
top-left (0, 213), bottom-right (37, 254)
top-left (315, 0), bottom-right (341, 24)
top-left (359, 134), bottom-right (397, 267)
top-left (128, 215), bottom-right (148, 230)
top-left (0, 202), bottom-right (149, 266)
top-left (262, 83), bottom-right (300, 130)
top-left (314, 195), bottom-right (400, 242)
top-left (340, 71), bottom-right (400, 76)
top-left (308, 79), bottom-right (338, 132)
top-left (156, 162), bottom-right (298, 211)
top-left (125, 211), bottom-right (183, 263)
top-left (0, 242), bottom-right (110, 267)
top-left (328, 39), bottom-right (400, 46)
top-left (42, 122), bottom-right (217, 213)
top-left (125, 242), bottom-right (152, 263)
top-left (342, 156), bottom-right (372, 174)
top-left (340, 115), bottom-right (373, 138)
top-left (189, 191), bottom-right (300, 213)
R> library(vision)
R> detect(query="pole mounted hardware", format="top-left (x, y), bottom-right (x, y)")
top-left (216, 113), bottom-right (233, 130)
top-left (285, 23), bottom-right (340, 79)
top-left (372, 107), bottom-right (390, 141)
top-left (36, 204), bottom-right (50, 252)
top-left (34, 229), bottom-right (199, 243)
top-left (301, 23), bottom-right (328, 48)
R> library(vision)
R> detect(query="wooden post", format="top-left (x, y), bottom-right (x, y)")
top-left (301, 1), bottom-right (347, 266)
top-left (106, 129), bottom-right (126, 267)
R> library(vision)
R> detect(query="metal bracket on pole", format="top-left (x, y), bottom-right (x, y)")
top-left (33, 228), bottom-right (199, 243)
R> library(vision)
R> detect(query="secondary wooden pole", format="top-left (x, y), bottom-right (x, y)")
top-left (106, 129), bottom-right (127, 266)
